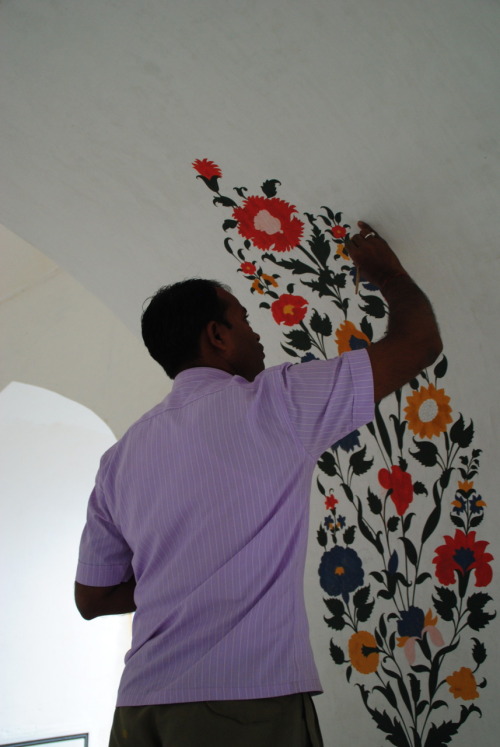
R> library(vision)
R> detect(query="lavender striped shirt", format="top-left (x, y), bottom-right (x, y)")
top-left (76, 349), bottom-right (374, 705)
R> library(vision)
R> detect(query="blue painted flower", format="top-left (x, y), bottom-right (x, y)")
top-left (324, 516), bottom-right (334, 530)
top-left (397, 606), bottom-right (425, 638)
top-left (333, 429), bottom-right (361, 453)
top-left (337, 515), bottom-right (346, 528)
top-left (319, 546), bottom-right (364, 602)
top-left (301, 352), bottom-right (319, 363)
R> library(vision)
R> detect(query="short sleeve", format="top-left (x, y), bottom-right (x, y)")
top-left (75, 484), bottom-right (133, 587)
top-left (278, 349), bottom-right (374, 458)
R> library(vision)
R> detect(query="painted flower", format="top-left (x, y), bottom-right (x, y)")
top-left (325, 493), bottom-right (338, 511)
top-left (404, 383), bottom-right (453, 439)
top-left (458, 480), bottom-right (474, 494)
top-left (396, 607), bottom-right (444, 665)
top-left (240, 261), bottom-right (257, 275)
top-left (301, 353), bottom-right (319, 363)
top-left (192, 158), bottom-right (222, 179)
top-left (252, 278), bottom-right (265, 294)
top-left (271, 294), bottom-right (308, 326)
top-left (337, 515), bottom-right (346, 529)
top-left (331, 225), bottom-right (347, 239)
top-left (233, 195), bottom-right (304, 252)
top-left (348, 631), bottom-right (379, 674)
top-left (335, 321), bottom-right (370, 355)
top-left (433, 529), bottom-right (493, 587)
top-left (335, 243), bottom-right (350, 261)
top-left (319, 546), bottom-right (364, 602)
top-left (470, 494), bottom-right (486, 513)
top-left (262, 273), bottom-right (278, 287)
top-left (446, 667), bottom-right (479, 700)
top-left (324, 516), bottom-right (334, 530)
top-left (378, 465), bottom-right (414, 516)
top-left (333, 429), bottom-right (361, 453)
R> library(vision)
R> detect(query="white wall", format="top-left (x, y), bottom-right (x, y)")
top-left (0, 1), bottom-right (498, 745)
top-left (0, 383), bottom-right (130, 746)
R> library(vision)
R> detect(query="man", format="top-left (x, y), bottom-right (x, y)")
top-left (75, 222), bottom-right (442, 746)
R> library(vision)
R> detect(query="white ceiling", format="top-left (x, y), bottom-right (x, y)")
top-left (0, 0), bottom-right (498, 342)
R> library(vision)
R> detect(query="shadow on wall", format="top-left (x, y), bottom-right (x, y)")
top-left (0, 382), bottom-right (130, 747)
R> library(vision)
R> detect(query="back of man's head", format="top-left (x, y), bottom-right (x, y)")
top-left (141, 278), bottom-right (230, 379)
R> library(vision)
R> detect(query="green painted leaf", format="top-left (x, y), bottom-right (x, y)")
top-left (284, 329), bottom-right (312, 351)
top-left (318, 451), bottom-right (337, 477)
top-left (261, 178), bottom-right (281, 198)
top-left (349, 445), bottom-right (374, 476)
top-left (310, 309), bottom-right (333, 337)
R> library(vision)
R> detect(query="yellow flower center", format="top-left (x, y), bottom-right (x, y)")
top-left (283, 304), bottom-right (295, 315)
top-left (335, 566), bottom-right (345, 576)
top-left (418, 397), bottom-right (439, 423)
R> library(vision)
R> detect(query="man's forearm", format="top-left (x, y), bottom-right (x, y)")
top-left (75, 577), bottom-right (137, 620)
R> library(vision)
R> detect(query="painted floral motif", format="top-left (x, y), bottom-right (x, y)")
top-left (404, 383), bottom-right (453, 439)
top-left (433, 529), bottom-right (493, 587)
top-left (446, 667), bottom-right (479, 700)
top-left (233, 195), bottom-right (304, 252)
top-left (349, 630), bottom-right (379, 674)
top-left (194, 160), bottom-right (494, 747)
top-left (335, 320), bottom-right (370, 354)
top-left (271, 293), bottom-right (308, 326)
top-left (319, 545), bottom-right (365, 601)
top-left (378, 465), bottom-right (414, 516)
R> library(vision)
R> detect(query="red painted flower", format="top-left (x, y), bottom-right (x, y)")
top-left (192, 158), bottom-right (222, 179)
top-left (325, 493), bottom-right (338, 510)
top-left (271, 294), bottom-right (308, 326)
top-left (433, 530), bottom-right (493, 587)
top-left (331, 225), bottom-right (347, 239)
top-left (240, 261), bottom-right (257, 275)
top-left (378, 465), bottom-right (414, 516)
top-left (233, 195), bottom-right (304, 252)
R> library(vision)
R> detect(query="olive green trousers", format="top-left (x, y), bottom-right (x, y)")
top-left (109, 692), bottom-right (324, 747)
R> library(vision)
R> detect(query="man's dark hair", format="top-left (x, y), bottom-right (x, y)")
top-left (141, 278), bottom-right (231, 379)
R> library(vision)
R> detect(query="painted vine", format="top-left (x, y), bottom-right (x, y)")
top-left (193, 158), bottom-right (495, 747)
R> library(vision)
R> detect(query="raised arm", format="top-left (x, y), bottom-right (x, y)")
top-left (347, 222), bottom-right (443, 403)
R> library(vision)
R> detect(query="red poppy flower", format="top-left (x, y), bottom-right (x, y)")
top-left (433, 530), bottom-right (493, 587)
top-left (378, 465), bottom-right (414, 516)
top-left (233, 195), bottom-right (304, 252)
top-left (325, 493), bottom-right (338, 510)
top-left (192, 158), bottom-right (222, 179)
top-left (240, 262), bottom-right (257, 275)
top-left (271, 294), bottom-right (308, 326)
top-left (331, 225), bottom-right (347, 239)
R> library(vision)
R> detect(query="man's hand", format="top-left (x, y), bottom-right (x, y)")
top-left (346, 221), bottom-right (408, 290)
top-left (347, 221), bottom-right (443, 402)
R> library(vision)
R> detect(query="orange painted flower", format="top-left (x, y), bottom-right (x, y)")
top-left (261, 273), bottom-right (278, 287)
top-left (349, 631), bottom-right (379, 674)
top-left (192, 158), bottom-right (222, 179)
top-left (335, 321), bottom-right (370, 354)
top-left (446, 667), bottom-right (479, 700)
top-left (336, 243), bottom-right (349, 261)
top-left (252, 278), bottom-right (265, 294)
top-left (233, 195), bottom-right (304, 252)
top-left (458, 480), bottom-right (474, 493)
top-left (404, 383), bottom-right (452, 439)
top-left (271, 294), bottom-right (308, 326)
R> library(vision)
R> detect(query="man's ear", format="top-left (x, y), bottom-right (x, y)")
top-left (205, 320), bottom-right (226, 351)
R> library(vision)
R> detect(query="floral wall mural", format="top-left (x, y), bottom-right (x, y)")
top-left (192, 158), bottom-right (496, 747)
